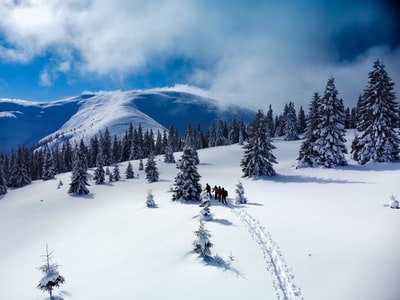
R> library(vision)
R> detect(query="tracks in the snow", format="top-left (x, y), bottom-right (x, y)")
top-left (231, 208), bottom-right (304, 300)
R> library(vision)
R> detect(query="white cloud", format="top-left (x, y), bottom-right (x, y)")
top-left (0, 0), bottom-right (399, 110)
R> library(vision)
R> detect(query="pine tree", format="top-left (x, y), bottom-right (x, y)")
top-left (145, 153), bottom-right (159, 183)
top-left (173, 146), bottom-right (202, 201)
top-left (37, 245), bottom-right (65, 299)
top-left (42, 147), bottom-right (56, 180)
top-left (68, 140), bottom-right (90, 195)
top-left (112, 164), bottom-right (121, 181)
top-left (164, 138), bottom-right (176, 163)
top-left (241, 110), bottom-right (277, 177)
top-left (235, 181), bottom-right (247, 204)
top-left (199, 191), bottom-right (211, 217)
top-left (125, 161), bottom-right (135, 179)
top-left (313, 77), bottom-right (347, 167)
top-left (193, 219), bottom-right (213, 258)
top-left (284, 101), bottom-right (299, 141)
top-left (297, 105), bottom-right (307, 134)
top-left (93, 153), bottom-right (105, 184)
top-left (351, 60), bottom-right (400, 164)
top-left (297, 92), bottom-right (322, 168)
top-left (8, 146), bottom-right (31, 188)
top-left (146, 190), bottom-right (157, 208)
top-left (0, 168), bottom-right (7, 195)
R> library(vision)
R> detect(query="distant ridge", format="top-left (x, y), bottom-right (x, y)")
top-left (0, 89), bottom-right (255, 152)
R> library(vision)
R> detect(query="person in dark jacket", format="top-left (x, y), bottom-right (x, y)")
top-left (221, 187), bottom-right (228, 204)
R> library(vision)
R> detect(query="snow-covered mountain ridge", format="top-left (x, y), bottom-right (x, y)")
top-left (0, 89), bottom-right (255, 152)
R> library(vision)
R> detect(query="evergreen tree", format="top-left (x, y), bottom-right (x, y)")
top-left (284, 101), bottom-right (299, 140)
top-left (313, 77), bottom-right (347, 167)
top-left (164, 138), bottom-right (176, 163)
top-left (241, 110), bottom-right (277, 177)
top-left (8, 146), bottom-right (31, 188)
top-left (199, 191), bottom-right (211, 217)
top-left (297, 105), bottom-right (307, 134)
top-left (234, 181), bottom-right (247, 204)
top-left (125, 161), bottom-right (135, 179)
top-left (37, 245), bottom-right (65, 299)
top-left (93, 153), bottom-right (105, 184)
top-left (351, 60), bottom-right (400, 164)
top-left (266, 105), bottom-right (275, 137)
top-left (61, 139), bottom-right (74, 172)
top-left (42, 146), bottom-right (56, 180)
top-left (193, 219), bottom-right (213, 258)
top-left (145, 153), bottom-right (159, 183)
top-left (68, 140), bottom-right (90, 195)
top-left (173, 146), bottom-right (202, 201)
top-left (100, 128), bottom-right (112, 166)
top-left (112, 164), bottom-right (121, 181)
top-left (0, 168), bottom-right (7, 195)
top-left (297, 93), bottom-right (322, 168)
top-left (146, 190), bottom-right (157, 208)
top-left (138, 159), bottom-right (144, 171)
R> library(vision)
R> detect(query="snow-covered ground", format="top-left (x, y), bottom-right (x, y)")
top-left (1, 135), bottom-right (399, 300)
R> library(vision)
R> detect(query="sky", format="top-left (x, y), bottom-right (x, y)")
top-left (0, 0), bottom-right (399, 111)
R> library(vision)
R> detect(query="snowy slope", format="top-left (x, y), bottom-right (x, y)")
top-left (0, 134), bottom-right (399, 300)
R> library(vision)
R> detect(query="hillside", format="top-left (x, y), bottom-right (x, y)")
top-left (0, 134), bottom-right (399, 300)
top-left (0, 90), bottom-right (254, 153)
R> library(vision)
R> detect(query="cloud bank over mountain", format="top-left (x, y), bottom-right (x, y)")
top-left (0, 0), bottom-right (399, 110)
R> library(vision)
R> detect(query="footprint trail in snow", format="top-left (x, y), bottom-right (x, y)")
top-left (231, 207), bottom-right (304, 300)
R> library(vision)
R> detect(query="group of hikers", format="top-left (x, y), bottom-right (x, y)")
top-left (205, 183), bottom-right (228, 205)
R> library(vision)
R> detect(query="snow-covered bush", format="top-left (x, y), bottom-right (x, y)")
top-left (235, 181), bottom-right (247, 204)
top-left (37, 245), bottom-right (65, 298)
top-left (389, 194), bottom-right (399, 209)
top-left (193, 219), bottom-right (213, 258)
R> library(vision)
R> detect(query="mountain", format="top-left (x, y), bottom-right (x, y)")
top-left (0, 89), bottom-right (255, 153)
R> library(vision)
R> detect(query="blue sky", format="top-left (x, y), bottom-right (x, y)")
top-left (0, 0), bottom-right (399, 110)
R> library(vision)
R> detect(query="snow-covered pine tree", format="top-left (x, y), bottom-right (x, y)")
top-left (37, 244), bottom-right (65, 299)
top-left (42, 146), bottom-right (56, 180)
top-left (125, 161), bottom-right (134, 179)
top-left (68, 140), bottom-right (90, 195)
top-left (199, 191), bottom-right (211, 217)
top-left (351, 60), bottom-right (400, 164)
top-left (164, 138), bottom-right (176, 163)
top-left (93, 153), bottom-right (105, 184)
top-left (297, 92), bottom-right (322, 168)
top-left (145, 153), bottom-right (159, 183)
top-left (235, 180), bottom-right (247, 204)
top-left (173, 146), bottom-right (202, 201)
top-left (139, 159), bottom-right (144, 171)
top-left (193, 218), bottom-right (213, 258)
top-left (241, 110), bottom-right (277, 177)
top-left (313, 77), bottom-right (347, 168)
top-left (0, 168), bottom-right (7, 195)
top-left (284, 101), bottom-right (299, 141)
top-left (100, 128), bottom-right (112, 166)
top-left (112, 164), bottom-right (121, 181)
top-left (146, 190), bottom-right (157, 208)
top-left (297, 105), bottom-right (307, 134)
top-left (8, 146), bottom-right (31, 188)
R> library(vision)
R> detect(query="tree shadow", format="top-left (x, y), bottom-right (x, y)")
top-left (254, 174), bottom-right (366, 184)
top-left (207, 217), bottom-right (233, 226)
top-left (202, 254), bottom-right (247, 279)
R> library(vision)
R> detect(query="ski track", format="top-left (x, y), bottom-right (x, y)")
top-left (231, 206), bottom-right (304, 300)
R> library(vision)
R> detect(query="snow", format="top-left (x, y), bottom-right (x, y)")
top-left (0, 135), bottom-right (400, 300)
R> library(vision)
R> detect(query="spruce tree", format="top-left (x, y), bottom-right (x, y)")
top-left (0, 168), bottom-right (7, 195)
top-left (164, 139), bottom-right (176, 163)
top-left (241, 110), bottom-right (277, 177)
top-left (145, 153), bottom-right (159, 183)
top-left (284, 101), bottom-right (299, 141)
top-left (8, 146), bottom-right (31, 188)
top-left (37, 245), bottom-right (65, 299)
top-left (93, 153), bottom-right (105, 184)
top-left (173, 146), bottom-right (202, 201)
top-left (351, 60), bottom-right (400, 164)
top-left (42, 147), bottom-right (56, 180)
top-left (199, 191), bottom-right (211, 217)
top-left (313, 77), bottom-right (347, 167)
top-left (146, 190), bottom-right (157, 208)
top-left (193, 218), bottom-right (213, 258)
top-left (235, 181), bottom-right (247, 204)
top-left (68, 140), bottom-right (90, 195)
top-left (297, 92), bottom-right (322, 168)
top-left (112, 164), bottom-right (121, 181)
top-left (125, 161), bottom-right (134, 179)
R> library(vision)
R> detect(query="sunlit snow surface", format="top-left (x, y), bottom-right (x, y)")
top-left (0, 135), bottom-right (399, 300)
